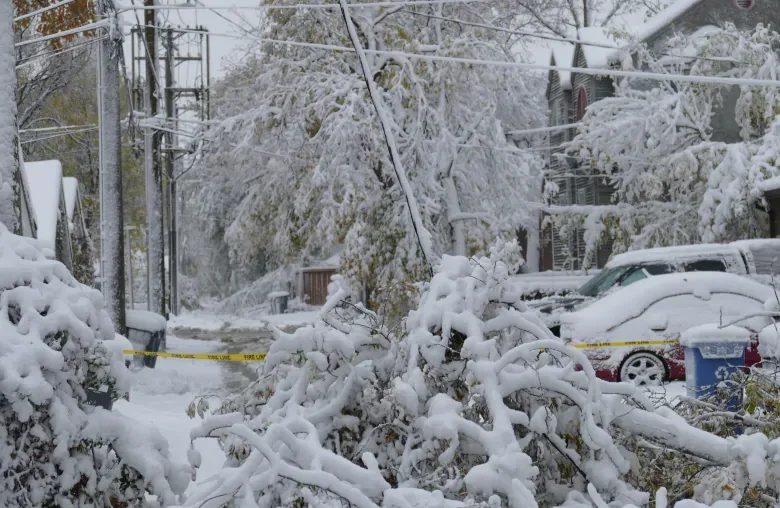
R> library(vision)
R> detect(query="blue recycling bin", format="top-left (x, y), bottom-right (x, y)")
top-left (680, 324), bottom-right (751, 411)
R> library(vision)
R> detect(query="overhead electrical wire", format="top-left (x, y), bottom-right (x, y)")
top-left (14, 0), bottom-right (78, 22)
top-left (118, 0), bottom-right (481, 11)
top-left (15, 19), bottom-right (110, 48)
top-left (128, 23), bottom-right (780, 89)
top-left (16, 36), bottom-right (106, 69)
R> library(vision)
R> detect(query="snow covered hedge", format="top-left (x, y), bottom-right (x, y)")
top-left (182, 240), bottom-right (780, 508)
top-left (0, 225), bottom-right (190, 507)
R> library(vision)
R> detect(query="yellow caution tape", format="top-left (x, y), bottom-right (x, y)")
top-left (123, 350), bottom-right (267, 361)
top-left (571, 340), bottom-right (679, 350)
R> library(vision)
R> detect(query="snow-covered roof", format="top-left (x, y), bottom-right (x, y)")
top-left (24, 160), bottom-right (63, 251)
top-left (551, 44), bottom-right (575, 90)
top-left (632, 0), bottom-right (705, 45)
top-left (578, 27), bottom-right (620, 69)
top-left (62, 177), bottom-right (78, 221)
top-left (573, 0), bottom-right (706, 70)
top-left (561, 271), bottom-right (775, 338)
top-left (606, 243), bottom-right (741, 268)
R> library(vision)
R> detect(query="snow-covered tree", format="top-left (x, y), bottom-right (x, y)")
top-left (182, 239), bottom-right (780, 507)
top-left (510, 0), bottom-right (663, 39)
top-left (184, 0), bottom-right (546, 305)
top-left (560, 24), bottom-right (780, 264)
top-left (0, 224), bottom-right (191, 507)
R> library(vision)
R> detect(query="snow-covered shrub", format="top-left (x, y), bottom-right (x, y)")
top-left (0, 225), bottom-right (190, 507)
top-left (183, 239), bottom-right (780, 508)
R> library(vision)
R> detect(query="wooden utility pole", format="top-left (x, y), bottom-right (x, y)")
top-left (164, 28), bottom-right (179, 314)
top-left (144, 0), bottom-right (166, 315)
top-left (0, 3), bottom-right (22, 234)
top-left (97, 0), bottom-right (126, 333)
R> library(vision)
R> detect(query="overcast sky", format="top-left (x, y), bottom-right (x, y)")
top-left (122, 0), bottom-right (262, 80)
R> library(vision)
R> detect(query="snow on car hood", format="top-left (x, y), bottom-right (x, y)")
top-left (560, 272), bottom-right (776, 340)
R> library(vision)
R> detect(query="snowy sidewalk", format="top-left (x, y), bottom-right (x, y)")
top-left (113, 333), bottom-right (261, 494)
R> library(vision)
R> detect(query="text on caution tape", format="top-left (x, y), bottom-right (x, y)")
top-left (571, 339), bottom-right (679, 350)
top-left (123, 350), bottom-right (267, 361)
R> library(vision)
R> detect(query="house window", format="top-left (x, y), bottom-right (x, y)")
top-left (734, 0), bottom-right (755, 9)
top-left (576, 86), bottom-right (588, 120)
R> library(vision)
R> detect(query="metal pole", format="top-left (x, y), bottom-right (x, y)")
top-left (144, 0), bottom-right (166, 315)
top-left (98, 0), bottom-right (127, 334)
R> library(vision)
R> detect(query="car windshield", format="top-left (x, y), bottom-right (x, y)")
top-left (577, 263), bottom-right (674, 297)
top-left (577, 266), bottom-right (632, 297)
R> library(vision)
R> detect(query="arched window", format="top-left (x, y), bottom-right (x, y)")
top-left (576, 86), bottom-right (588, 120)
top-left (734, 0), bottom-right (755, 10)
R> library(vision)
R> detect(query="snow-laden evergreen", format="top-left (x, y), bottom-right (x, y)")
top-left (561, 24), bottom-right (780, 265)
top-left (183, 1), bottom-right (546, 302)
top-left (0, 224), bottom-right (190, 507)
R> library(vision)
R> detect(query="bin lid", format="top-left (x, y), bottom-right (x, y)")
top-left (268, 291), bottom-right (290, 298)
top-left (680, 323), bottom-right (751, 348)
top-left (126, 309), bottom-right (168, 333)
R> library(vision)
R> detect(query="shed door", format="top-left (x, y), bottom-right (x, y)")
top-left (303, 270), bottom-right (335, 305)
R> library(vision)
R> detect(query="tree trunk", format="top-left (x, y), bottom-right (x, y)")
top-left (98, 0), bottom-right (127, 334)
top-left (0, 4), bottom-right (21, 234)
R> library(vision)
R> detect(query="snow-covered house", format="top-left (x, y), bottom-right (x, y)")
top-left (63, 176), bottom-right (94, 284)
top-left (23, 160), bottom-right (73, 270)
top-left (543, 0), bottom-right (779, 270)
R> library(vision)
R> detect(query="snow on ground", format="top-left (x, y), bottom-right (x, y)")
top-left (113, 333), bottom-right (231, 494)
top-left (169, 308), bottom-right (320, 333)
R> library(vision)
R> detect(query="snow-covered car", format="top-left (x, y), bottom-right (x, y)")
top-left (560, 272), bottom-right (777, 385)
top-left (534, 239), bottom-right (780, 335)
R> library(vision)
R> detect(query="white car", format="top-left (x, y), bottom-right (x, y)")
top-left (559, 272), bottom-right (777, 385)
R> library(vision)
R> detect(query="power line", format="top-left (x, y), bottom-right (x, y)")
top-left (14, 0), bottom-right (78, 22)
top-left (404, 10), bottom-right (746, 66)
top-left (17, 36), bottom-right (105, 69)
top-left (129, 23), bottom-right (780, 89)
top-left (20, 124), bottom-right (98, 133)
top-left (20, 127), bottom-right (99, 144)
top-left (15, 20), bottom-right (109, 48)
top-left (118, 0), bottom-right (481, 11)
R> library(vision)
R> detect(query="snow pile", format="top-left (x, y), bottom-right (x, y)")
top-left (0, 224), bottom-right (190, 507)
top-left (179, 239), bottom-right (780, 507)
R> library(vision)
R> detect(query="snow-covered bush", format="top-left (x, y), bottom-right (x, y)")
top-left (0, 225), bottom-right (191, 507)
top-left (182, 239), bottom-right (780, 507)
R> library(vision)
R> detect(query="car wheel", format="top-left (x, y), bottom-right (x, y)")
top-left (619, 352), bottom-right (666, 386)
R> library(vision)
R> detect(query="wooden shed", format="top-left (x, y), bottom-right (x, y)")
top-left (295, 252), bottom-right (340, 305)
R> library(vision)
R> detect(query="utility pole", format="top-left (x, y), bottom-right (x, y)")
top-left (97, 0), bottom-right (126, 334)
top-left (144, 0), bottom-right (166, 315)
top-left (0, 3), bottom-right (21, 234)
top-left (164, 28), bottom-right (179, 314)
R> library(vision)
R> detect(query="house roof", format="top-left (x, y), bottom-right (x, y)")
top-left (24, 160), bottom-right (63, 251)
top-left (62, 177), bottom-right (78, 221)
top-left (551, 44), bottom-right (575, 90)
top-left (563, 0), bottom-right (707, 73)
